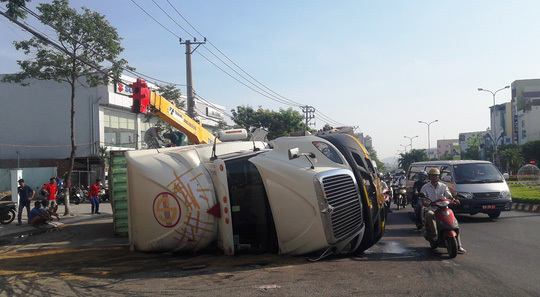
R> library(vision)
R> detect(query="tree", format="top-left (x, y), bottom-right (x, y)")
top-left (398, 149), bottom-right (428, 171)
top-left (366, 147), bottom-right (386, 173)
top-left (321, 123), bottom-right (333, 131)
top-left (499, 147), bottom-right (524, 174)
top-left (3, 0), bottom-right (129, 215)
top-left (461, 133), bottom-right (483, 160)
top-left (231, 105), bottom-right (305, 140)
top-left (1, 0), bottom-right (29, 20)
top-left (521, 140), bottom-right (540, 164)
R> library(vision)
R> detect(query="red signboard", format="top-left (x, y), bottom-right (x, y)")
top-left (530, 159), bottom-right (536, 165)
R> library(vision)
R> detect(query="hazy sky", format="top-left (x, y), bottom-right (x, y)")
top-left (1, 0), bottom-right (539, 160)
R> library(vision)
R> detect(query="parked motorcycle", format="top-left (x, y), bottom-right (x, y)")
top-left (420, 195), bottom-right (461, 258)
top-left (57, 187), bottom-right (83, 205)
top-left (0, 201), bottom-right (17, 224)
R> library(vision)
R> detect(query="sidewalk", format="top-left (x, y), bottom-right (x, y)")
top-left (0, 201), bottom-right (112, 238)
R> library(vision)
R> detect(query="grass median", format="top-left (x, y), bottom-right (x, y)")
top-left (509, 183), bottom-right (540, 204)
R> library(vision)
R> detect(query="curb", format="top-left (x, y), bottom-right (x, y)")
top-left (511, 203), bottom-right (540, 213)
top-left (0, 213), bottom-right (112, 238)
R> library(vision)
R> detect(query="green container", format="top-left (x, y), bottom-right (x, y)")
top-left (109, 151), bottom-right (129, 237)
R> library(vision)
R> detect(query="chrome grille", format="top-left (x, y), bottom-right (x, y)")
top-left (322, 174), bottom-right (363, 240)
top-left (473, 192), bottom-right (500, 199)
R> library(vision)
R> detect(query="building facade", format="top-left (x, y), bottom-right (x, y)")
top-left (511, 79), bottom-right (540, 145)
top-left (0, 74), bottom-right (227, 186)
top-left (437, 139), bottom-right (459, 158)
top-left (489, 102), bottom-right (513, 146)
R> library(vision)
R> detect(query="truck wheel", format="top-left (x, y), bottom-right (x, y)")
top-left (488, 211), bottom-right (501, 219)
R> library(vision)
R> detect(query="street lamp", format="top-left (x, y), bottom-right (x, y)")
top-left (477, 85), bottom-right (510, 161)
top-left (418, 120), bottom-right (438, 158)
top-left (399, 144), bottom-right (408, 154)
top-left (404, 135), bottom-right (419, 152)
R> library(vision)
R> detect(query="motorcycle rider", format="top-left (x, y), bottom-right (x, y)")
top-left (420, 168), bottom-right (466, 254)
top-left (412, 171), bottom-right (428, 225)
top-left (379, 173), bottom-right (392, 213)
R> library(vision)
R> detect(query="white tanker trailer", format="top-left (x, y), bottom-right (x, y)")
top-left (125, 134), bottom-right (384, 256)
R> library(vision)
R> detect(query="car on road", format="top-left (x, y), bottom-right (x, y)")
top-left (406, 160), bottom-right (512, 219)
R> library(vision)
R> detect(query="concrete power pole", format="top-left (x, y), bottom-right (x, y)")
top-left (301, 106), bottom-right (315, 131)
top-left (180, 38), bottom-right (206, 118)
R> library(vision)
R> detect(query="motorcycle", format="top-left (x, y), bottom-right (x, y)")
top-left (393, 185), bottom-right (407, 210)
top-left (0, 201), bottom-right (17, 224)
top-left (57, 187), bottom-right (83, 205)
top-left (420, 195), bottom-right (461, 258)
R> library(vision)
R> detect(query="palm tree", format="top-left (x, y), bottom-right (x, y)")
top-left (398, 149), bottom-right (429, 171)
top-left (499, 147), bottom-right (524, 174)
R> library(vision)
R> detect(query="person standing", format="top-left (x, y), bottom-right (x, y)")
top-left (42, 177), bottom-right (58, 213)
top-left (16, 179), bottom-right (35, 225)
top-left (89, 179), bottom-right (102, 214)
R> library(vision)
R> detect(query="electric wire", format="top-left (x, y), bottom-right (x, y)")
top-left (163, 0), bottom-right (305, 107)
top-left (19, 6), bottom-right (186, 88)
top-left (150, 0), bottom-right (302, 107)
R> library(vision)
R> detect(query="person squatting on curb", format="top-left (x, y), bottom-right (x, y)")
top-left (89, 179), bottom-right (102, 214)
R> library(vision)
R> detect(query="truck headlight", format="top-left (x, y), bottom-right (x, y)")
top-left (501, 190), bottom-right (511, 200)
top-left (457, 192), bottom-right (473, 199)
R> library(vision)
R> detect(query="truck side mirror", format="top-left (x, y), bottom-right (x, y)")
top-left (288, 147), bottom-right (299, 160)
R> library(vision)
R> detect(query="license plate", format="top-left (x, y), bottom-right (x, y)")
top-left (482, 205), bottom-right (496, 210)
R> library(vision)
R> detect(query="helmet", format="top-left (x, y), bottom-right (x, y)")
top-left (378, 172), bottom-right (384, 178)
top-left (428, 168), bottom-right (440, 175)
top-left (418, 170), bottom-right (427, 177)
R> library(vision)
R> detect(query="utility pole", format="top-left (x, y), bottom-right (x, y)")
top-left (180, 38), bottom-right (206, 118)
top-left (301, 106), bottom-right (315, 130)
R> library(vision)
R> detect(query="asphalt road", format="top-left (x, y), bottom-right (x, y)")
top-left (0, 206), bottom-right (538, 297)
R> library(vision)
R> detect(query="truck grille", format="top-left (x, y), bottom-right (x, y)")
top-left (473, 192), bottom-right (500, 199)
top-left (322, 174), bottom-right (363, 240)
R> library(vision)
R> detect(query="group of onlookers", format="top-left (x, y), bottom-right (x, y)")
top-left (16, 176), bottom-right (103, 227)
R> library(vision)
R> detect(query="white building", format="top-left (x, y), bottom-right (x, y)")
top-left (0, 74), bottom-right (226, 188)
top-left (437, 139), bottom-right (459, 158)
top-left (511, 79), bottom-right (540, 145)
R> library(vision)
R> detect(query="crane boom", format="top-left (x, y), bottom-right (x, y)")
top-left (130, 78), bottom-right (218, 144)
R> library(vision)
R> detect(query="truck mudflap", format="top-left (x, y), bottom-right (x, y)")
top-left (126, 148), bottom-right (218, 252)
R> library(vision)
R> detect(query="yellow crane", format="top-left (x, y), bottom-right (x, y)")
top-left (130, 78), bottom-right (218, 144)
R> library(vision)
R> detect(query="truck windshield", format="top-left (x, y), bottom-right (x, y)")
top-left (453, 163), bottom-right (504, 184)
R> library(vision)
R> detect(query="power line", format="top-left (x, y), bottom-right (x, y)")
top-left (19, 5), bottom-right (186, 89)
top-left (163, 0), bottom-right (305, 107)
top-left (150, 0), bottom-right (302, 108)
top-left (132, 0), bottom-right (348, 127)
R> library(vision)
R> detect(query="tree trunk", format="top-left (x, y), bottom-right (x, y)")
top-left (64, 79), bottom-right (77, 215)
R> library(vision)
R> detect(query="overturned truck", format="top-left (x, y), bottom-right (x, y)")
top-left (125, 133), bottom-right (386, 256)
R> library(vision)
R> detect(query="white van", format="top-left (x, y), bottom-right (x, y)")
top-left (406, 160), bottom-right (512, 219)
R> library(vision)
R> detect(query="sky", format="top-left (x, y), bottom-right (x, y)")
top-left (1, 0), bottom-right (540, 161)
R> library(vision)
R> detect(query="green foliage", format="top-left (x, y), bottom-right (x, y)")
top-left (499, 147), bottom-right (524, 174)
top-left (438, 152), bottom-right (454, 160)
top-left (461, 132), bottom-right (483, 160)
top-left (231, 105), bottom-right (305, 140)
top-left (321, 123), bottom-right (333, 131)
top-left (2, 0), bottom-right (129, 87)
top-left (1, 0), bottom-right (30, 20)
top-left (398, 149), bottom-right (428, 171)
top-left (521, 140), bottom-right (540, 163)
top-left (509, 184), bottom-right (540, 203)
top-left (366, 147), bottom-right (386, 173)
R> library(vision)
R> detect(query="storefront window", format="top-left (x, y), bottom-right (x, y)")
top-left (103, 109), bottom-right (137, 148)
